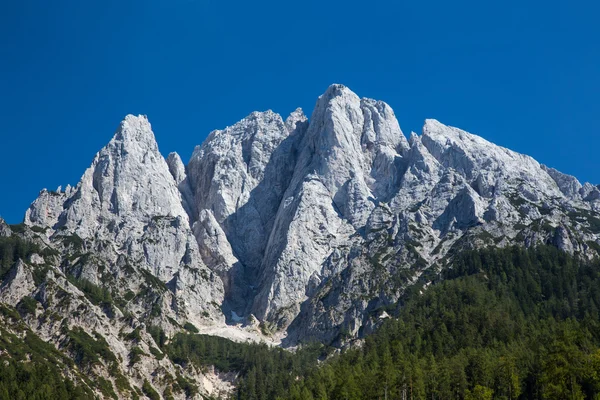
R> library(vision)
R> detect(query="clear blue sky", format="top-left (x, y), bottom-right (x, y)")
top-left (1, 0), bottom-right (599, 223)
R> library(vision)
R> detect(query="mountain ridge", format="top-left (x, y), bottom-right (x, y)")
top-left (23, 84), bottom-right (600, 338)
top-left (2, 83), bottom-right (599, 398)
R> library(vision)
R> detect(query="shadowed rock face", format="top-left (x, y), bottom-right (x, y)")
top-left (0, 218), bottom-right (11, 237)
top-left (22, 84), bottom-right (600, 354)
top-left (25, 115), bottom-right (224, 324)
top-left (183, 84), bottom-right (600, 343)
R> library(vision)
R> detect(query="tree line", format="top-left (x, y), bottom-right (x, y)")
top-left (167, 245), bottom-right (600, 399)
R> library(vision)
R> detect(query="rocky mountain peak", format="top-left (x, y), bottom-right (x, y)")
top-left (318, 83), bottom-right (356, 102)
top-left (24, 112), bottom-right (225, 318)
top-left (24, 113), bottom-right (194, 244)
top-left (166, 152), bottom-right (187, 184)
top-left (113, 114), bottom-right (156, 147)
top-left (12, 84), bottom-right (600, 377)
top-left (541, 165), bottom-right (584, 199)
top-left (0, 218), bottom-right (10, 237)
top-left (285, 108), bottom-right (308, 135)
top-left (420, 119), bottom-right (565, 200)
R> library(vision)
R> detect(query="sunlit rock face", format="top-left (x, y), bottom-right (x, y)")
top-left (183, 84), bottom-right (600, 344)
top-left (22, 85), bottom-right (600, 352)
top-left (25, 115), bottom-right (225, 323)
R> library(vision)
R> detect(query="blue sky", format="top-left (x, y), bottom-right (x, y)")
top-left (1, 0), bottom-right (598, 223)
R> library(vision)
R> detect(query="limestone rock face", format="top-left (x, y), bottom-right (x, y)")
top-left (11, 84), bottom-right (600, 366)
top-left (166, 151), bottom-right (195, 218)
top-left (34, 115), bottom-right (189, 236)
top-left (543, 165), bottom-right (583, 199)
top-left (187, 109), bottom-right (308, 317)
top-left (249, 85), bottom-right (411, 323)
top-left (0, 260), bottom-right (36, 305)
top-left (420, 119), bottom-right (564, 201)
top-left (15, 115), bottom-right (231, 397)
top-left (24, 188), bottom-right (71, 230)
top-left (179, 84), bottom-right (600, 342)
top-left (24, 115), bottom-right (224, 324)
top-left (281, 100), bottom-right (600, 345)
top-left (0, 218), bottom-right (11, 237)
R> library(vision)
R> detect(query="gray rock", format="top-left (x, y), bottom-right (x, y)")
top-left (14, 84), bottom-right (600, 365)
top-left (0, 218), bottom-right (11, 237)
top-left (25, 114), bottom-right (225, 324)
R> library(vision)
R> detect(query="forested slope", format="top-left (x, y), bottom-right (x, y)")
top-left (166, 246), bottom-right (600, 400)
top-left (3, 228), bottom-right (600, 399)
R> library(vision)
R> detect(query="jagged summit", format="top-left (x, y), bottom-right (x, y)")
top-left (319, 82), bottom-right (353, 99)
top-left (24, 111), bottom-right (224, 325)
top-left (285, 107), bottom-right (308, 134)
top-left (25, 113), bottom-right (189, 236)
top-left (14, 84), bottom-right (600, 377)
top-left (113, 114), bottom-right (157, 147)
top-left (166, 152), bottom-right (186, 183)
top-left (0, 217), bottom-right (10, 237)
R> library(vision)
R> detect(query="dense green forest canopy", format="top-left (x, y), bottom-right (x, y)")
top-left (0, 305), bottom-right (94, 400)
top-left (165, 246), bottom-right (600, 400)
top-left (3, 224), bottom-right (600, 400)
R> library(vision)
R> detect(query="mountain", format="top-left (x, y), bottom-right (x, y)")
top-left (2, 84), bottom-right (599, 398)
top-left (209, 245), bottom-right (600, 399)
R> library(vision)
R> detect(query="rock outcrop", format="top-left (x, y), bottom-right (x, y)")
top-left (182, 84), bottom-right (600, 343)
top-left (3, 84), bottom-right (600, 397)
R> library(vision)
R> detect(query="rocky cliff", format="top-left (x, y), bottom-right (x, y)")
top-left (3, 84), bottom-right (599, 398)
